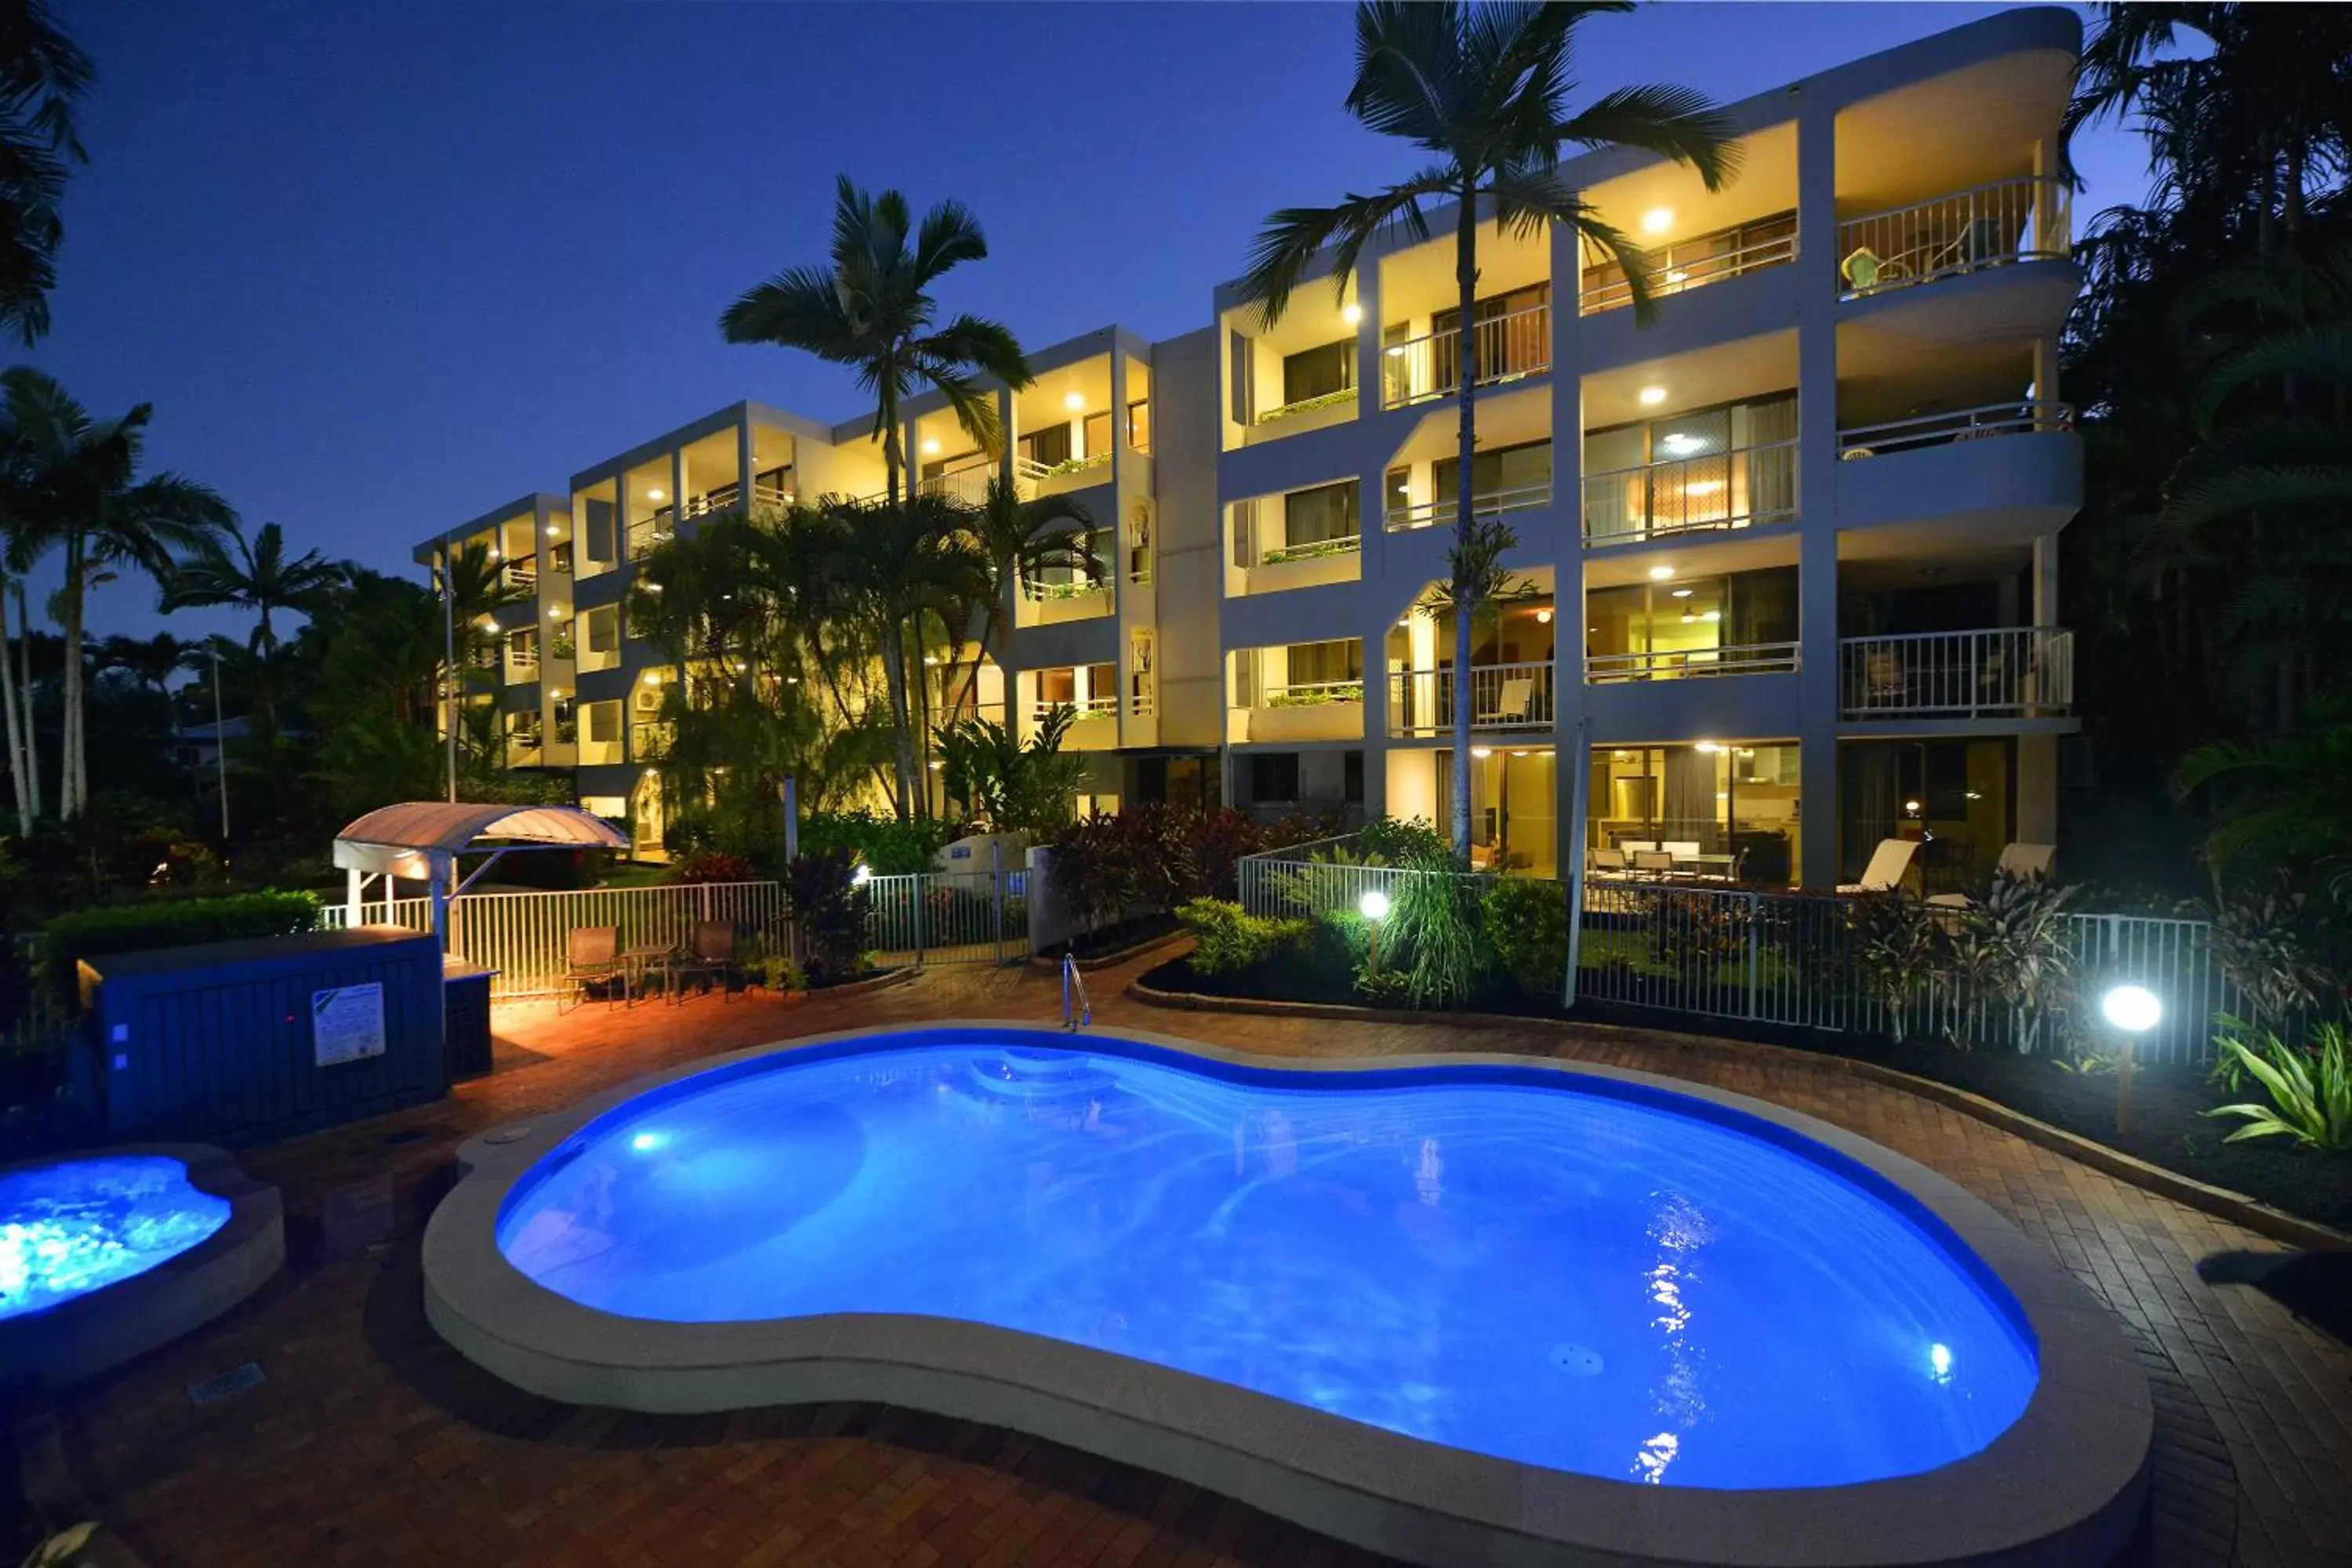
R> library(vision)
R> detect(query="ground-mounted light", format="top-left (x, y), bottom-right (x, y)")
top-left (2102, 984), bottom-right (2161, 1035)
top-left (1358, 889), bottom-right (1390, 922)
top-left (851, 863), bottom-right (873, 886)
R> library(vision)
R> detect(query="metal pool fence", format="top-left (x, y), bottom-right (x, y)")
top-left (1235, 840), bottom-right (2273, 1065)
top-left (861, 866), bottom-right (1029, 967)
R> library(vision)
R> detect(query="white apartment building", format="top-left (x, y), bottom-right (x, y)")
top-left (417, 6), bottom-right (2084, 892)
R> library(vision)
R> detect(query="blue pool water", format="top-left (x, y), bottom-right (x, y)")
top-left (0, 1155), bottom-right (231, 1320)
top-left (498, 1030), bottom-right (2038, 1489)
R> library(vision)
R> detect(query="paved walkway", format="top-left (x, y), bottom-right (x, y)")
top-left (50, 958), bottom-right (2352, 1566)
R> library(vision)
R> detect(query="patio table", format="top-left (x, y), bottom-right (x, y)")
top-left (619, 943), bottom-right (677, 1004)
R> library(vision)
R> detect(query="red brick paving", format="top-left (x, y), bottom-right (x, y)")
top-left (49, 958), bottom-right (2352, 1566)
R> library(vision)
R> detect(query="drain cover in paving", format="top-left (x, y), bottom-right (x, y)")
top-left (187, 1362), bottom-right (266, 1408)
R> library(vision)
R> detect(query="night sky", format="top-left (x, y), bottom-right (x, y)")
top-left (27, 2), bottom-right (2142, 643)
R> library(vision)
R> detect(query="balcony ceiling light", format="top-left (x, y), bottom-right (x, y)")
top-left (920, 437), bottom-right (942, 456)
top-left (1471, 746), bottom-right (1494, 759)
top-left (1695, 740), bottom-right (1722, 753)
top-left (1535, 608), bottom-right (1553, 623)
top-left (1638, 385), bottom-right (1668, 406)
top-left (1641, 207), bottom-right (1674, 234)
top-left (1649, 564), bottom-right (1675, 581)
top-left (1063, 390), bottom-right (1086, 411)
top-left (1341, 301), bottom-right (1363, 326)
top-left (544, 524), bottom-right (561, 537)
top-left (647, 488), bottom-right (666, 502)
top-left (1510, 750), bottom-right (1530, 757)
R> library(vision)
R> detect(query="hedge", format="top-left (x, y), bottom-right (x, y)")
top-left (39, 891), bottom-right (324, 1010)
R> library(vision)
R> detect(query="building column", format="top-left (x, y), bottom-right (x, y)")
top-left (1795, 99), bottom-right (1843, 889)
top-left (1352, 250), bottom-right (1391, 808)
top-left (735, 415), bottom-right (757, 510)
top-left (1549, 215), bottom-right (1586, 882)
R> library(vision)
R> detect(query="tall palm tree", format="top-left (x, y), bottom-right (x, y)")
top-left (0, 367), bottom-right (231, 817)
top-left (720, 176), bottom-right (1033, 509)
top-left (165, 517), bottom-right (345, 652)
top-left (0, 0), bottom-right (93, 346)
top-left (1236, 1), bottom-right (1737, 861)
top-left (0, 517), bottom-right (34, 829)
top-left (93, 630), bottom-right (190, 696)
top-left (956, 472), bottom-right (1099, 725)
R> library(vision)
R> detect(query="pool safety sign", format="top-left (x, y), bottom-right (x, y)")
top-left (312, 983), bottom-right (387, 1067)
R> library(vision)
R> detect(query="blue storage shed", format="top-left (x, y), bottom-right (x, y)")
top-left (81, 927), bottom-right (445, 1145)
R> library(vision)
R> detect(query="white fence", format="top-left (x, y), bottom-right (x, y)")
top-left (1581, 440), bottom-right (1798, 546)
top-left (1839, 628), bottom-right (2074, 719)
top-left (1381, 301), bottom-right (1552, 408)
top-left (862, 866), bottom-right (1029, 966)
top-left (1386, 662), bottom-right (1555, 736)
top-left (1837, 176), bottom-right (2071, 298)
top-left (321, 880), bottom-right (793, 1000)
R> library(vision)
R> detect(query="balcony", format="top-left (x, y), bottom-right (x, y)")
top-left (1256, 534), bottom-right (1360, 567)
top-left (1387, 662), bottom-right (1555, 739)
top-left (500, 556), bottom-right (538, 593)
top-left (630, 720), bottom-right (676, 761)
top-left (1385, 479), bottom-right (1553, 535)
top-left (1839, 628), bottom-right (2074, 720)
top-left (1838, 177), bottom-right (2070, 299)
top-left (1587, 643), bottom-right (1799, 683)
top-left (1838, 401), bottom-right (2074, 457)
top-left (1250, 386), bottom-right (1359, 437)
top-left (1578, 215), bottom-right (1797, 316)
top-left (1381, 302), bottom-right (1550, 409)
top-left (503, 644), bottom-right (538, 684)
top-left (1582, 440), bottom-right (1798, 548)
top-left (627, 516), bottom-right (675, 559)
top-left (1015, 451), bottom-right (1113, 495)
top-left (1232, 679), bottom-right (1364, 745)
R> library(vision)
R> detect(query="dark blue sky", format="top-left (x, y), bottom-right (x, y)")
top-left (28, 2), bottom-right (2143, 641)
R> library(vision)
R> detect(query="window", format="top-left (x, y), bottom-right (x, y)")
top-left (1127, 399), bottom-right (1151, 452)
top-left (1284, 481), bottom-right (1358, 546)
top-left (1287, 638), bottom-right (1363, 685)
top-left (581, 498), bottom-right (615, 564)
top-left (1281, 339), bottom-right (1354, 406)
top-left (585, 701), bottom-right (621, 744)
top-left (1083, 410), bottom-right (1111, 458)
top-left (1250, 752), bottom-right (1301, 803)
top-left (1431, 439), bottom-right (1553, 506)
top-left (1021, 422), bottom-right (1073, 469)
top-left (1587, 566), bottom-right (1798, 670)
top-left (1038, 667), bottom-right (1076, 705)
top-left (1344, 750), bottom-right (1365, 803)
top-left (1432, 281), bottom-right (1551, 387)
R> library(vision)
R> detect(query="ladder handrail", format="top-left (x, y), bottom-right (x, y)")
top-left (1062, 953), bottom-right (1092, 1031)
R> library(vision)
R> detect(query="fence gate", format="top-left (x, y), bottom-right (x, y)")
top-left (865, 856), bottom-right (1029, 967)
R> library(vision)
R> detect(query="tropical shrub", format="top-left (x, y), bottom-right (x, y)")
top-left (1483, 877), bottom-right (1568, 996)
top-left (1358, 816), bottom-right (1447, 863)
top-left (667, 851), bottom-right (756, 885)
top-left (2205, 1021), bottom-right (2352, 1152)
top-left (799, 809), bottom-right (960, 877)
top-left (2206, 881), bottom-right (2339, 1022)
top-left (1177, 898), bottom-right (1308, 975)
top-left (1943, 870), bottom-right (2080, 1051)
top-left (784, 846), bottom-right (870, 984)
top-left (1850, 891), bottom-right (1944, 1044)
top-left (938, 706), bottom-right (1088, 838)
top-left (40, 891), bottom-right (322, 1010)
top-left (1190, 808), bottom-right (1263, 901)
top-left (1389, 856), bottom-right (1486, 1008)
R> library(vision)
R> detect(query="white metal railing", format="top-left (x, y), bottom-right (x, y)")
top-left (1839, 627), bottom-right (2074, 718)
top-left (1381, 301), bottom-right (1551, 408)
top-left (863, 866), bottom-right (1029, 965)
top-left (1838, 176), bottom-right (2071, 299)
top-left (1253, 386), bottom-right (1359, 427)
top-left (1838, 401), bottom-right (2076, 456)
top-left (318, 881), bottom-right (793, 1000)
top-left (1581, 439), bottom-right (1798, 546)
top-left (1579, 221), bottom-right (1798, 315)
top-left (1386, 661), bottom-right (1555, 736)
top-left (1016, 451), bottom-right (1112, 487)
top-left (1587, 642), bottom-right (1800, 683)
top-left (627, 517), bottom-right (674, 558)
top-left (1129, 688), bottom-right (1156, 719)
top-left (500, 558), bottom-right (537, 592)
top-left (1236, 834), bottom-right (1503, 922)
top-left (750, 479), bottom-right (794, 509)
top-left (922, 465), bottom-right (997, 506)
top-left (504, 646), bottom-right (539, 677)
top-left (1385, 479), bottom-right (1554, 534)
top-left (1256, 533), bottom-right (1361, 566)
top-left (1260, 678), bottom-right (1363, 708)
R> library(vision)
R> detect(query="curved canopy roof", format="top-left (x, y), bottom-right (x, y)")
top-left (332, 802), bottom-right (629, 876)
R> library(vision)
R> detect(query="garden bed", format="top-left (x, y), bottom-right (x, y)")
top-left (1033, 913), bottom-right (1185, 967)
top-left (1139, 956), bottom-right (2352, 1235)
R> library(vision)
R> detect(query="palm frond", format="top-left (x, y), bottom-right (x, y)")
top-left (1558, 83), bottom-right (1743, 191)
top-left (2194, 327), bottom-right (2352, 428)
top-left (1236, 176), bottom-right (1450, 326)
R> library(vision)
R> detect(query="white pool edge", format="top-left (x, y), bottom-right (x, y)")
top-left (423, 1019), bottom-right (2152, 1568)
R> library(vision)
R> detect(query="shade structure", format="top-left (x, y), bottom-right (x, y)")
top-left (332, 804), bottom-right (629, 875)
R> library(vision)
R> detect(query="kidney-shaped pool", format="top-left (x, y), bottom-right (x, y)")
top-left (428, 1022), bottom-right (2150, 1566)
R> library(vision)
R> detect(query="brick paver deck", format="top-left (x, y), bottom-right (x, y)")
top-left (49, 958), bottom-right (2352, 1566)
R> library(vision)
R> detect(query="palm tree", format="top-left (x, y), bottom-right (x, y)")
top-left (0, 0), bottom-right (93, 346)
top-left (1236, 1), bottom-right (1737, 862)
top-left (0, 368), bottom-right (231, 818)
top-left (93, 630), bottom-right (190, 696)
top-left (720, 176), bottom-right (1033, 510)
top-left (956, 472), bottom-right (1099, 725)
top-left (165, 518), bottom-right (345, 652)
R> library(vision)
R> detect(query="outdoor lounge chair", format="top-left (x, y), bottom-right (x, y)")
top-left (670, 920), bottom-right (740, 1003)
top-left (1589, 846), bottom-right (1628, 877)
top-left (1838, 838), bottom-right (1918, 895)
top-left (1490, 677), bottom-right (1535, 724)
top-left (564, 925), bottom-right (622, 1011)
top-left (1632, 849), bottom-right (1678, 880)
top-left (1927, 843), bottom-right (2058, 908)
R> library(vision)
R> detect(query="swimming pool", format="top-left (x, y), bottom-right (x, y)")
top-left (0, 1153), bottom-right (231, 1320)
top-left (494, 1026), bottom-right (2031, 1489)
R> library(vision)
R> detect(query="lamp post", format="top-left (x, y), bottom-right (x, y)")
top-left (2102, 982), bottom-right (2161, 1134)
top-left (1358, 887), bottom-right (1390, 975)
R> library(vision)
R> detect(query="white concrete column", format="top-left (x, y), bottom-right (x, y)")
top-left (2031, 532), bottom-right (2059, 626)
top-left (1795, 100), bottom-right (1844, 889)
top-left (1549, 215), bottom-right (1586, 881)
top-left (668, 448), bottom-right (687, 542)
top-left (736, 414), bottom-right (757, 510)
top-left (1353, 249), bottom-right (1392, 779)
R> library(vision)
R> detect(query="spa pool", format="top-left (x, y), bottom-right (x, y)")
top-left (492, 1026), bottom-right (2038, 1490)
top-left (0, 1153), bottom-right (231, 1321)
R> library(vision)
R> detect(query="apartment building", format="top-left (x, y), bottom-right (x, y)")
top-left (419, 6), bottom-right (2085, 891)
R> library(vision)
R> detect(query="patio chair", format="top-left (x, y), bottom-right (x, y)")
top-left (564, 925), bottom-right (622, 1011)
top-left (1490, 677), bottom-right (1535, 724)
top-left (1589, 846), bottom-right (1628, 878)
top-left (1661, 840), bottom-right (1701, 861)
top-left (670, 920), bottom-right (739, 1004)
top-left (1928, 843), bottom-right (2058, 908)
top-left (1632, 849), bottom-right (1678, 881)
top-left (1838, 838), bottom-right (1919, 895)
top-left (1839, 247), bottom-right (1886, 293)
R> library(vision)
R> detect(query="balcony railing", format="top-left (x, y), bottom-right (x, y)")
top-left (627, 517), bottom-right (675, 559)
top-left (630, 720), bottom-right (676, 760)
top-left (504, 646), bottom-right (539, 680)
top-left (1260, 679), bottom-right (1363, 708)
top-left (1129, 688), bottom-right (1156, 720)
top-left (1034, 695), bottom-right (1119, 722)
top-left (1020, 573), bottom-right (1110, 604)
top-left (1256, 534), bottom-right (1361, 567)
top-left (1381, 301), bottom-right (1551, 408)
top-left (500, 557), bottom-right (537, 592)
top-left (920, 465), bottom-right (997, 506)
top-left (1578, 220), bottom-right (1797, 316)
top-left (1015, 451), bottom-right (1112, 488)
top-left (1386, 661), bottom-right (1555, 737)
top-left (1839, 627), bottom-right (2074, 719)
top-left (1582, 439), bottom-right (1798, 547)
top-left (1838, 401), bottom-right (2076, 457)
top-left (1838, 176), bottom-right (2071, 299)
top-left (1386, 479), bottom-right (1554, 534)
top-left (1586, 642), bottom-right (1800, 683)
